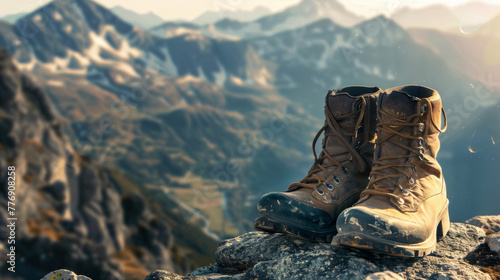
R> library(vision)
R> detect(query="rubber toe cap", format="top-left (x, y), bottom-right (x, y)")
top-left (336, 207), bottom-right (427, 244)
top-left (257, 192), bottom-right (335, 230)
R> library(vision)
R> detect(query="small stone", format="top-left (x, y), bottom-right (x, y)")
top-left (41, 269), bottom-right (91, 280)
top-left (145, 270), bottom-right (184, 280)
top-left (364, 271), bottom-right (404, 280)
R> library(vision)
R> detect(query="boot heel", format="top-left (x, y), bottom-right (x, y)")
top-left (436, 201), bottom-right (450, 240)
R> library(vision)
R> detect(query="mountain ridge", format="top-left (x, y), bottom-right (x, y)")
top-left (151, 0), bottom-right (365, 40)
top-left (0, 0), bottom-right (275, 89)
top-left (193, 6), bottom-right (273, 25)
top-left (111, 5), bottom-right (165, 30)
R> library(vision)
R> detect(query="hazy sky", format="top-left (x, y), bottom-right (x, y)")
top-left (1, 0), bottom-right (499, 20)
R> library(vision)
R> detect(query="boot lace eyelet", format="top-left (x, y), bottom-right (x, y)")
top-left (409, 177), bottom-right (415, 184)
top-left (418, 123), bottom-right (425, 133)
top-left (421, 105), bottom-right (428, 114)
top-left (413, 166), bottom-right (418, 173)
top-left (354, 141), bottom-right (362, 150)
top-left (357, 125), bottom-right (364, 135)
top-left (402, 189), bottom-right (410, 196)
top-left (323, 182), bottom-right (334, 191)
top-left (397, 197), bottom-right (405, 204)
top-left (316, 189), bottom-right (325, 195)
top-left (333, 176), bottom-right (341, 184)
top-left (418, 138), bottom-right (424, 147)
top-left (418, 148), bottom-right (425, 159)
top-left (342, 167), bottom-right (349, 174)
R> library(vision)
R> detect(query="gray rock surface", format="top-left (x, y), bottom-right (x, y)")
top-left (486, 233), bottom-right (500, 254)
top-left (433, 222), bottom-right (486, 259)
top-left (147, 222), bottom-right (494, 280)
top-left (466, 216), bottom-right (500, 232)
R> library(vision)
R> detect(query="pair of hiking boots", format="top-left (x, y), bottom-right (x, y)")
top-left (254, 85), bottom-right (449, 257)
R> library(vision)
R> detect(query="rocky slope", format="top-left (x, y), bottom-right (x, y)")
top-left (144, 217), bottom-right (500, 280)
top-left (0, 48), bottom-right (215, 279)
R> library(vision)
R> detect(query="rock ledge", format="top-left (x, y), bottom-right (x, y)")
top-left (146, 222), bottom-right (499, 280)
top-left (40, 217), bottom-right (500, 280)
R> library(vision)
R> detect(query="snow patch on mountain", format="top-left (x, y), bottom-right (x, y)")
top-left (213, 59), bottom-right (227, 86)
top-left (178, 75), bottom-right (203, 84)
top-left (67, 49), bottom-right (90, 67)
top-left (160, 48), bottom-right (178, 76)
top-left (53, 12), bottom-right (63, 21)
top-left (64, 24), bottom-right (72, 33)
top-left (14, 55), bottom-right (37, 71)
top-left (113, 62), bottom-right (139, 78)
top-left (43, 55), bottom-right (70, 72)
top-left (253, 67), bottom-right (273, 88)
top-left (164, 27), bottom-right (202, 38)
top-left (46, 79), bottom-right (64, 87)
top-left (86, 25), bottom-right (141, 63)
top-left (197, 66), bottom-right (208, 81)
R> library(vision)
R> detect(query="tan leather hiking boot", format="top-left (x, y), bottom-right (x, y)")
top-left (332, 85), bottom-right (449, 257)
top-left (254, 86), bottom-right (382, 243)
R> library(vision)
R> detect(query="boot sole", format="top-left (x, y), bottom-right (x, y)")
top-left (331, 200), bottom-right (450, 257)
top-left (254, 215), bottom-right (337, 243)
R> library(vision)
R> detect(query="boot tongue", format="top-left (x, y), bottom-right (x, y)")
top-left (327, 92), bottom-right (359, 116)
top-left (380, 90), bottom-right (418, 116)
top-left (313, 93), bottom-right (359, 178)
top-left (325, 93), bottom-right (359, 149)
top-left (377, 91), bottom-right (419, 165)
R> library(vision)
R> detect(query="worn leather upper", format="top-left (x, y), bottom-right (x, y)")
top-left (257, 86), bottom-right (382, 227)
top-left (337, 85), bottom-right (449, 244)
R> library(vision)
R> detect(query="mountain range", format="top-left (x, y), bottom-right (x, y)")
top-left (0, 0), bottom-right (499, 276)
top-left (192, 6), bottom-right (272, 25)
top-left (0, 12), bottom-right (28, 24)
top-left (391, 2), bottom-right (500, 32)
top-left (150, 0), bottom-right (365, 40)
top-left (0, 0), bottom-right (316, 255)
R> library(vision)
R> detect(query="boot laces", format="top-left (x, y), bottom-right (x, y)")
top-left (361, 99), bottom-right (447, 199)
top-left (288, 98), bottom-right (367, 191)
